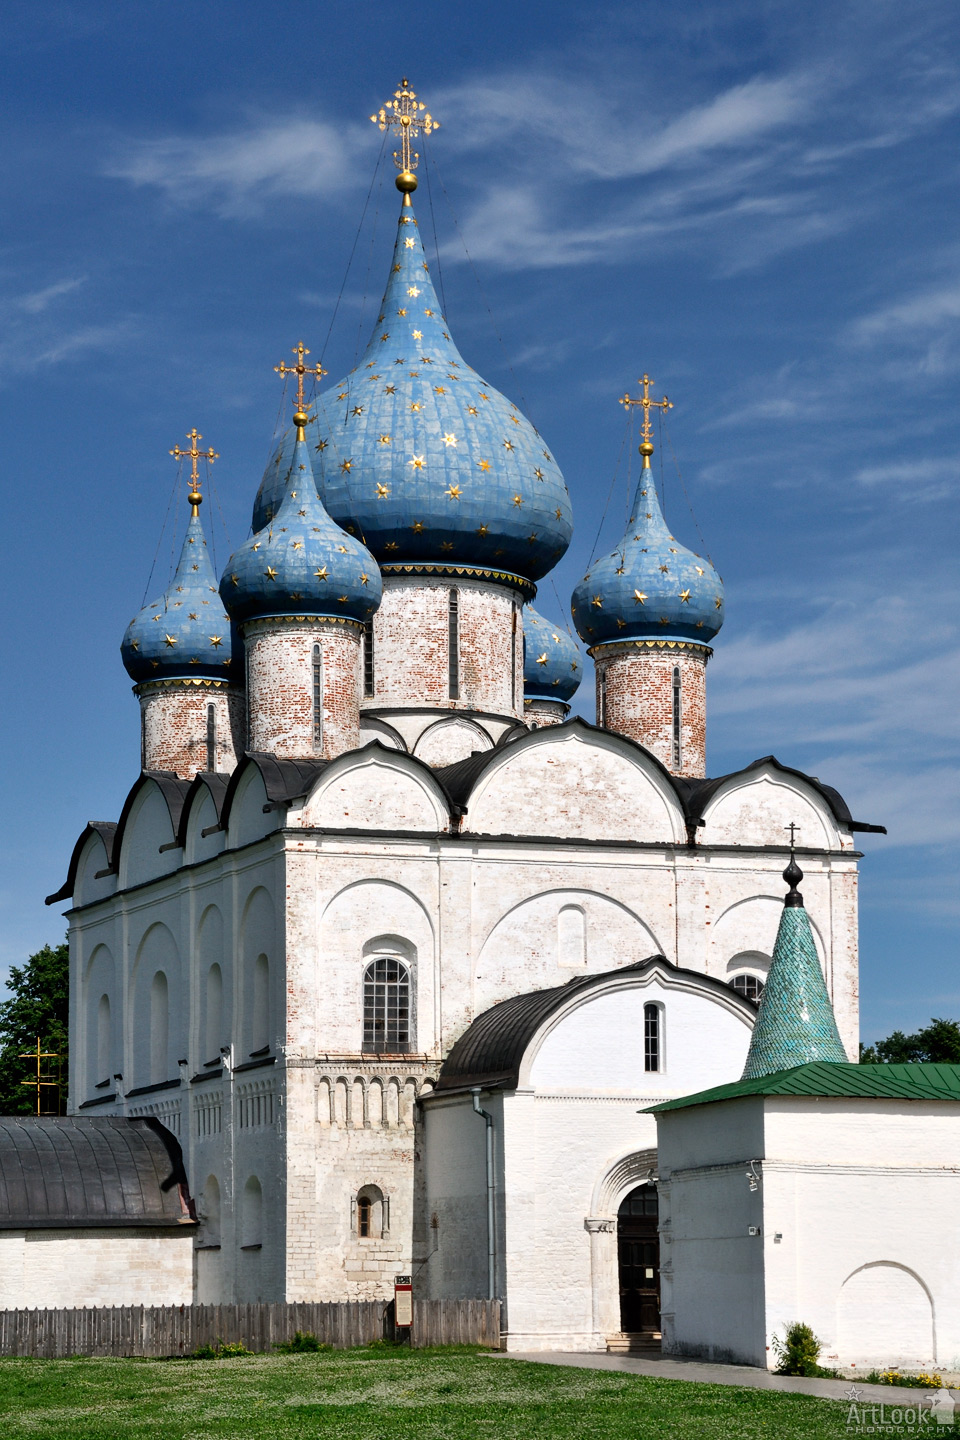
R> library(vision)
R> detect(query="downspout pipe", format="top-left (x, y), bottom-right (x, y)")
top-left (470, 1087), bottom-right (495, 1300)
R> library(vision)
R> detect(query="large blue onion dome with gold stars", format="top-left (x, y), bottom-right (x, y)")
top-left (571, 443), bottom-right (724, 648)
top-left (221, 433), bottom-right (381, 626)
top-left (523, 604), bottom-right (582, 701)
top-left (122, 511), bottom-right (233, 684)
top-left (253, 198), bottom-right (572, 590)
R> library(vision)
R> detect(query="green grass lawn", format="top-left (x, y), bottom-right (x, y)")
top-left (0, 1345), bottom-right (851, 1440)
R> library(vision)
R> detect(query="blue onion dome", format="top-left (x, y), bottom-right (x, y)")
top-left (523, 604), bottom-right (582, 701)
top-left (221, 433), bottom-right (381, 626)
top-left (253, 197), bottom-right (573, 590)
top-left (122, 506), bottom-right (233, 683)
top-left (570, 449), bottom-right (724, 647)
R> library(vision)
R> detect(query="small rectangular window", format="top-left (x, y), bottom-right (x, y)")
top-left (448, 589), bottom-right (460, 700)
top-left (644, 1002), bottom-right (660, 1073)
top-left (205, 704), bottom-right (216, 772)
top-left (313, 644), bottom-right (323, 749)
top-left (363, 619), bottom-right (375, 698)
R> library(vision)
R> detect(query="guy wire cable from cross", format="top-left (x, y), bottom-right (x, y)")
top-left (661, 412), bottom-right (712, 561)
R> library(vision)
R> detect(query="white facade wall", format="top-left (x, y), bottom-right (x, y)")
top-left (656, 1096), bottom-right (960, 1371)
top-left (0, 1230), bottom-right (193, 1309)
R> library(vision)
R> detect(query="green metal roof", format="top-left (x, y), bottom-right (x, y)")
top-left (647, 1062), bottom-right (960, 1113)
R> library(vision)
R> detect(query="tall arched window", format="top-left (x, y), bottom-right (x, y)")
top-left (150, 971), bottom-right (169, 1084)
top-left (363, 620), bottom-right (375, 697)
top-left (598, 665), bottom-right (607, 728)
top-left (206, 703), bottom-right (217, 772)
top-left (313, 644), bottom-right (323, 750)
top-left (205, 963), bottom-right (223, 1061)
top-left (96, 993), bottom-right (111, 1081)
top-left (671, 666), bottom-right (681, 770)
top-left (363, 958), bottom-right (411, 1053)
top-left (643, 1002), bottom-right (661, 1073)
top-left (250, 954), bottom-right (269, 1055)
top-left (241, 1175), bottom-right (262, 1249)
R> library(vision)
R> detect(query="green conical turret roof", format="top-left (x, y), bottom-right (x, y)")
top-left (741, 852), bottom-right (847, 1080)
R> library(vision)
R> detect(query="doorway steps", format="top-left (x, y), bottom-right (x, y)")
top-left (606, 1332), bottom-right (662, 1355)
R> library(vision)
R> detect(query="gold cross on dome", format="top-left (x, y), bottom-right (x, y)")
top-left (619, 374), bottom-right (673, 444)
top-left (371, 79), bottom-right (439, 180)
top-left (170, 429), bottom-right (218, 516)
top-left (275, 342), bottom-right (328, 439)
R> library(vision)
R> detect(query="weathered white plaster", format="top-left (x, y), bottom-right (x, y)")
top-left (0, 1229), bottom-right (194, 1309)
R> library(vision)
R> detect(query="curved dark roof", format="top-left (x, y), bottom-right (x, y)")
top-left (175, 771), bottom-right (231, 848)
top-left (433, 956), bottom-right (758, 1094)
top-left (684, 755), bottom-right (886, 834)
top-left (0, 1117), bottom-right (194, 1229)
top-left (46, 822), bottom-right (117, 905)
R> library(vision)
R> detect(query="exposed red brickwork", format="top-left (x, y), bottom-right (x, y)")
top-left (594, 644), bottom-right (709, 778)
top-left (364, 577), bottom-right (523, 719)
top-left (137, 683), bottom-right (244, 778)
top-left (245, 619), bottom-right (361, 759)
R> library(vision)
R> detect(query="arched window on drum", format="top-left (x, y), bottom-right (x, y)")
top-left (362, 957), bottom-right (412, 1054)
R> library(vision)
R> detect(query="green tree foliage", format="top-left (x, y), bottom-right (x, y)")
top-left (771, 1321), bottom-right (825, 1377)
top-left (860, 1018), bottom-right (960, 1065)
top-left (0, 940), bottom-right (69, 1114)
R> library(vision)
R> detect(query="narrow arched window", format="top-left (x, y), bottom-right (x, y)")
top-left (150, 971), bottom-right (169, 1084)
top-left (313, 644), bottom-right (323, 749)
top-left (250, 954), bottom-right (269, 1055)
top-left (643, 1002), bottom-right (661, 1073)
top-left (598, 666), bottom-right (608, 728)
top-left (241, 1175), bottom-right (262, 1249)
top-left (363, 958), bottom-right (411, 1053)
top-left (511, 601), bottom-right (518, 703)
top-left (448, 590), bottom-right (460, 700)
top-left (355, 1184), bottom-right (386, 1239)
top-left (363, 619), bottom-right (375, 697)
top-left (96, 993), bottom-right (111, 1081)
top-left (205, 963), bottom-right (223, 1062)
top-left (672, 666), bottom-right (681, 770)
top-left (206, 703), bottom-right (216, 771)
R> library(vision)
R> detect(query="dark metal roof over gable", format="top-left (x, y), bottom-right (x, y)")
top-left (45, 822), bottom-right (117, 905)
top-left (0, 1116), bottom-right (195, 1229)
top-left (682, 756), bottom-right (886, 835)
top-left (432, 956), bottom-right (758, 1094)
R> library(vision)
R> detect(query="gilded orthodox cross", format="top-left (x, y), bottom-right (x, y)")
top-left (276, 342), bottom-right (328, 440)
top-left (19, 1037), bottom-right (62, 1115)
top-left (619, 374), bottom-right (673, 447)
top-left (371, 79), bottom-right (439, 191)
top-left (170, 428), bottom-right (218, 515)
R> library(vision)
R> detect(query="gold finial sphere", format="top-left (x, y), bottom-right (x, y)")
top-left (187, 487), bottom-right (203, 508)
top-left (292, 409), bottom-right (310, 428)
top-left (639, 441), bottom-right (655, 457)
top-left (396, 169), bottom-right (418, 193)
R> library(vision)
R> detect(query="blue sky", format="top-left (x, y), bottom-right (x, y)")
top-left (1, 0), bottom-right (957, 1041)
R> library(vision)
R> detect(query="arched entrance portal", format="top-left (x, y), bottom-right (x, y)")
top-left (617, 1183), bottom-right (660, 1335)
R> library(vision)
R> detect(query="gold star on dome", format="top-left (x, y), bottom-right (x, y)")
top-left (543, 450), bottom-right (552, 461)
top-left (659, 563), bottom-right (669, 573)
top-left (679, 589), bottom-right (691, 602)
top-left (533, 467), bottom-right (544, 481)
top-left (509, 414), bottom-right (520, 425)
top-left (210, 636), bottom-right (222, 647)
top-left (536, 652), bottom-right (548, 665)
top-left (421, 356), bottom-right (433, 364)
top-left (394, 357), bottom-right (405, 364)
top-left (368, 374), bottom-right (381, 381)
top-left (393, 264), bottom-right (401, 273)
top-left (230, 574), bottom-right (238, 586)
top-left (445, 484), bottom-right (462, 498)
top-left (503, 440), bottom-right (515, 452)
top-left (337, 595), bottom-right (348, 603)
top-left (591, 596), bottom-right (602, 608)
top-left (404, 237), bottom-right (416, 248)
top-left (164, 634), bottom-right (177, 647)
top-left (512, 494), bottom-right (523, 506)
top-left (696, 566), bottom-right (705, 576)
top-left (422, 262), bottom-right (429, 272)
top-left (634, 591), bottom-right (648, 604)
top-left (442, 433), bottom-right (457, 446)
top-left (715, 597), bottom-right (723, 609)
top-left (616, 619), bottom-right (626, 629)
top-left (376, 483), bottom-right (390, 497)
top-left (409, 455), bottom-right (425, 469)
top-left (571, 660), bottom-right (579, 672)
top-left (615, 565), bottom-right (625, 575)
top-left (468, 406), bottom-right (479, 416)
top-left (340, 459), bottom-right (353, 473)
top-left (412, 520), bottom-right (424, 533)
top-left (188, 612), bottom-right (198, 620)
top-left (316, 438), bottom-right (328, 451)
top-left (441, 540), bottom-right (454, 551)
top-left (379, 334), bottom-right (390, 343)
top-left (696, 620), bottom-right (705, 628)
top-left (337, 545), bottom-right (348, 553)
top-left (424, 307), bottom-right (434, 316)
top-left (298, 508), bottom-right (307, 517)
top-left (315, 567), bottom-right (328, 580)
top-left (385, 384), bottom-right (397, 395)
top-left (264, 567), bottom-right (278, 580)
top-left (659, 617), bottom-right (669, 625)
top-left (338, 391), bottom-right (348, 399)
top-left (130, 639), bottom-right (139, 650)
top-left (385, 541), bottom-right (398, 550)
top-left (378, 435), bottom-right (392, 446)
top-left (407, 286), bottom-right (420, 297)
top-left (413, 328), bottom-right (422, 339)
top-left (409, 370), bottom-right (420, 377)
top-left (434, 385), bottom-right (446, 394)
top-left (191, 563), bottom-right (199, 571)
top-left (292, 541), bottom-right (304, 550)
top-left (555, 508), bottom-right (563, 520)
top-left (173, 601), bottom-right (183, 608)
top-left (479, 391), bottom-right (490, 401)
top-left (669, 547), bottom-right (678, 554)
top-left (360, 573), bottom-right (370, 585)
top-left (352, 406), bottom-right (364, 416)
top-left (477, 524), bottom-right (489, 536)
top-left (410, 401), bottom-right (421, 412)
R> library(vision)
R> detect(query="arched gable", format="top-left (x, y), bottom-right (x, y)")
top-left (301, 748), bottom-right (451, 833)
top-left (520, 962), bottom-right (754, 1096)
top-left (183, 785), bottom-right (224, 865)
top-left (710, 892), bottom-right (827, 970)
top-left (699, 761), bottom-right (843, 850)
top-left (463, 723), bottom-right (686, 844)
top-left (413, 717), bottom-right (494, 767)
top-left (224, 763), bottom-right (279, 850)
top-left (73, 829), bottom-right (117, 908)
top-left (117, 780), bottom-right (185, 890)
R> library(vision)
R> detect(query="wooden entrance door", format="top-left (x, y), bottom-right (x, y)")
top-left (617, 1183), bottom-right (660, 1334)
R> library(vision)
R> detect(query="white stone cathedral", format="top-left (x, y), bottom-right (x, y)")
top-left (50, 85), bottom-right (888, 1350)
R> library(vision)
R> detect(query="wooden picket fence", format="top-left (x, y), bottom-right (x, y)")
top-left (0, 1298), bottom-right (500, 1358)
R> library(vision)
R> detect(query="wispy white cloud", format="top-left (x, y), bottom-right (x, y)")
top-left (855, 457), bottom-right (958, 490)
top-left (17, 276), bottom-right (87, 314)
top-left (848, 278), bottom-right (960, 343)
